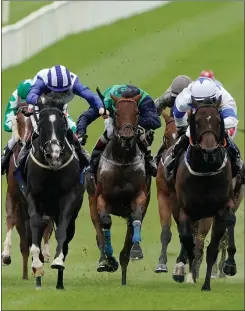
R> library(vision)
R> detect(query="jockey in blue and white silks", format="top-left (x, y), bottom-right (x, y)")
top-left (166, 77), bottom-right (243, 179)
top-left (26, 65), bottom-right (105, 132)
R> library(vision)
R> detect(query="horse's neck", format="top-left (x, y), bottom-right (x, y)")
top-left (188, 146), bottom-right (226, 173)
top-left (109, 136), bottom-right (138, 163)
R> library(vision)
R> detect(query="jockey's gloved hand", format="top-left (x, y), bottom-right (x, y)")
top-left (99, 108), bottom-right (110, 119)
top-left (146, 130), bottom-right (155, 146)
top-left (77, 132), bottom-right (88, 146)
top-left (177, 126), bottom-right (188, 137)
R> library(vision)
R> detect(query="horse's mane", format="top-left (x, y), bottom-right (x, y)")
top-left (39, 92), bottom-right (66, 111)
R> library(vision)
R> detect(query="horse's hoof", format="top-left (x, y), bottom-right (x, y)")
top-left (211, 274), bottom-right (217, 279)
top-left (51, 257), bottom-right (65, 271)
top-left (223, 262), bottom-right (237, 276)
top-left (97, 260), bottom-right (109, 272)
top-left (32, 266), bottom-right (44, 277)
top-left (218, 272), bottom-right (227, 278)
top-left (107, 257), bottom-right (119, 272)
top-left (172, 274), bottom-right (185, 283)
top-left (43, 255), bottom-right (51, 263)
top-left (2, 255), bottom-right (11, 266)
top-left (201, 284), bottom-right (211, 291)
top-left (56, 285), bottom-right (65, 290)
top-left (154, 264), bottom-right (168, 273)
top-left (130, 243), bottom-right (143, 260)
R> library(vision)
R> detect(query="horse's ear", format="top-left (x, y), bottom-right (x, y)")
top-left (133, 94), bottom-right (142, 103)
top-left (37, 97), bottom-right (46, 110)
top-left (110, 94), bottom-right (120, 102)
top-left (215, 95), bottom-right (222, 109)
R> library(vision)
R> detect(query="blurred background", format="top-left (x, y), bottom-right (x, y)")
top-left (1, 1), bottom-right (244, 310)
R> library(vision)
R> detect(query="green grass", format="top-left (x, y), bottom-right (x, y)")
top-left (2, 1), bottom-right (53, 26)
top-left (1, 1), bottom-right (244, 310)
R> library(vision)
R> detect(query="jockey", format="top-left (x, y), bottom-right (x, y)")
top-left (76, 84), bottom-right (161, 178)
top-left (155, 75), bottom-right (192, 117)
top-left (16, 65), bottom-right (105, 169)
top-left (166, 77), bottom-right (242, 179)
top-left (154, 75), bottom-right (192, 163)
top-left (200, 70), bottom-right (223, 88)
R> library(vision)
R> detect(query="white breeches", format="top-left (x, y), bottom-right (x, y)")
top-left (104, 117), bottom-right (114, 139)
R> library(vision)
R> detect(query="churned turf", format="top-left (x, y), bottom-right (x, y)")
top-left (1, 1), bottom-right (244, 310)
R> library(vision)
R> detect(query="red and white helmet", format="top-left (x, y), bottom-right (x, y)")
top-left (200, 70), bottom-right (215, 80)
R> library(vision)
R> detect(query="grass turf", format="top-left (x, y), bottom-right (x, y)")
top-left (1, 1), bottom-right (244, 310)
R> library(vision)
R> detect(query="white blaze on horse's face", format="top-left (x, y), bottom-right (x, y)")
top-left (206, 116), bottom-right (212, 129)
top-left (49, 114), bottom-right (61, 161)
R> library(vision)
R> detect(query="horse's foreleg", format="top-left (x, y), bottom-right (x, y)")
top-left (16, 213), bottom-right (30, 280)
top-left (218, 230), bottom-right (228, 278)
top-left (42, 220), bottom-right (53, 263)
top-left (155, 174), bottom-right (172, 273)
top-left (120, 221), bottom-right (133, 286)
top-left (177, 208), bottom-right (195, 284)
top-left (27, 193), bottom-right (45, 283)
top-left (51, 192), bottom-right (77, 271)
top-left (202, 215), bottom-right (226, 291)
top-left (192, 218), bottom-right (212, 282)
top-left (97, 195), bottom-right (118, 272)
top-left (222, 204), bottom-right (237, 277)
top-left (2, 192), bottom-right (16, 266)
top-left (129, 190), bottom-right (147, 260)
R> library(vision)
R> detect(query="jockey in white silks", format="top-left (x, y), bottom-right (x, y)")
top-left (165, 76), bottom-right (243, 180)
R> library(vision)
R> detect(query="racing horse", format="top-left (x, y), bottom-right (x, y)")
top-left (166, 98), bottom-right (237, 291)
top-left (88, 93), bottom-right (151, 285)
top-left (2, 100), bottom-right (53, 280)
top-left (24, 94), bottom-right (86, 289)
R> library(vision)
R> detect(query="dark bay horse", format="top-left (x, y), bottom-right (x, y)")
top-left (154, 108), bottom-right (242, 288)
top-left (171, 99), bottom-right (237, 291)
top-left (88, 93), bottom-right (151, 285)
top-left (24, 95), bottom-right (86, 289)
top-left (2, 101), bottom-right (53, 279)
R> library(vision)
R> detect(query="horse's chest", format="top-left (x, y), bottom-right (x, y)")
top-left (180, 176), bottom-right (230, 221)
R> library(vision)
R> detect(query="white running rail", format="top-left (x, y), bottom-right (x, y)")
top-left (2, 1), bottom-right (169, 70)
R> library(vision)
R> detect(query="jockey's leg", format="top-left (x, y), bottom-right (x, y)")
top-left (166, 127), bottom-right (189, 175)
top-left (137, 127), bottom-right (157, 177)
top-left (225, 132), bottom-right (243, 180)
top-left (1, 136), bottom-right (17, 175)
top-left (68, 129), bottom-right (90, 170)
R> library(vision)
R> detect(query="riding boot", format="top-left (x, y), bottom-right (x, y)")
top-left (226, 134), bottom-right (243, 179)
top-left (154, 139), bottom-right (166, 166)
top-left (89, 136), bottom-right (109, 175)
top-left (167, 134), bottom-right (189, 175)
top-left (73, 138), bottom-right (90, 170)
top-left (1, 145), bottom-right (13, 175)
top-left (137, 136), bottom-right (157, 177)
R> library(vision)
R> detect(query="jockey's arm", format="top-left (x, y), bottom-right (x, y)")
top-left (26, 78), bottom-right (46, 105)
top-left (72, 78), bottom-right (104, 111)
top-left (4, 89), bottom-right (19, 132)
top-left (173, 90), bottom-right (191, 130)
top-left (76, 108), bottom-right (100, 135)
top-left (154, 88), bottom-right (172, 116)
top-left (218, 87), bottom-right (238, 138)
top-left (139, 98), bottom-right (161, 130)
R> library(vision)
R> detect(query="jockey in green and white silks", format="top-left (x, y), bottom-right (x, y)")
top-left (1, 78), bottom-right (77, 175)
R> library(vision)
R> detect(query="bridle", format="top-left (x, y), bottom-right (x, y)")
top-left (189, 104), bottom-right (226, 150)
top-left (113, 98), bottom-right (139, 144)
top-left (38, 107), bottom-right (68, 156)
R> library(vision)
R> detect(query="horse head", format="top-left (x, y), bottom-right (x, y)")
top-left (15, 99), bottom-right (33, 146)
top-left (37, 95), bottom-right (68, 170)
top-left (111, 93), bottom-right (141, 150)
top-left (189, 96), bottom-right (226, 164)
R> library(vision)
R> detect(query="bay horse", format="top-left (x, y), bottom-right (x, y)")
top-left (154, 108), bottom-right (242, 287)
top-left (88, 93), bottom-right (151, 286)
top-left (24, 94), bottom-right (86, 289)
top-left (2, 100), bottom-right (53, 280)
top-left (169, 98), bottom-right (237, 291)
